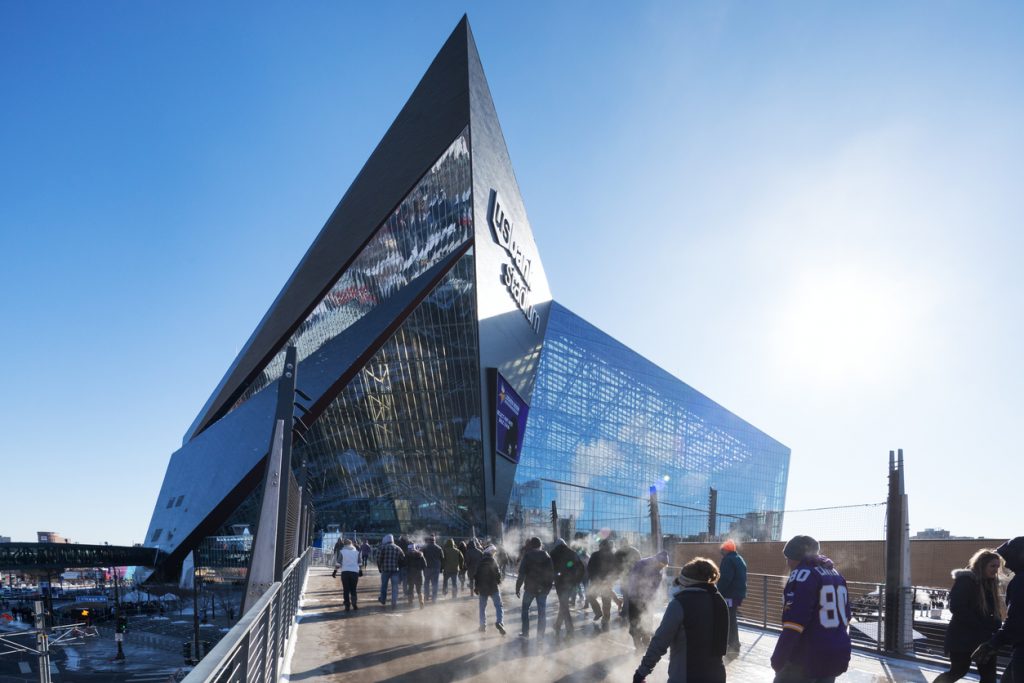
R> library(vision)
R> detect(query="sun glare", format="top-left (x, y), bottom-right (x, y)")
top-left (774, 266), bottom-right (922, 385)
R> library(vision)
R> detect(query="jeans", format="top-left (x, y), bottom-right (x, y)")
top-left (727, 604), bottom-right (740, 653)
top-left (479, 591), bottom-right (504, 627)
top-left (521, 590), bottom-right (548, 638)
top-left (425, 568), bottom-right (440, 602)
top-left (443, 571), bottom-right (459, 598)
top-left (772, 664), bottom-right (835, 683)
top-left (379, 570), bottom-right (400, 607)
top-left (341, 571), bottom-right (359, 608)
top-left (553, 585), bottom-right (574, 635)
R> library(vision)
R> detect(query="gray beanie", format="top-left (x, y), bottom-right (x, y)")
top-left (783, 535), bottom-right (819, 561)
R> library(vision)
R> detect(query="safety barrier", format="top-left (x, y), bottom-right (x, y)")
top-left (181, 548), bottom-right (309, 683)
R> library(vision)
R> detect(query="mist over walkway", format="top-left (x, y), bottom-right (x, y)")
top-left (286, 567), bottom-right (951, 682)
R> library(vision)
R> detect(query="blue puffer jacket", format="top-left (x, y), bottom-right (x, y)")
top-left (717, 551), bottom-right (748, 602)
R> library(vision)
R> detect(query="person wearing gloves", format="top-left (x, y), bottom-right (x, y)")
top-left (474, 545), bottom-right (506, 635)
top-left (338, 538), bottom-right (362, 612)
top-left (718, 538), bottom-right (748, 659)
top-left (972, 536), bottom-right (1024, 681)
top-left (770, 535), bottom-right (851, 683)
top-left (442, 538), bottom-right (465, 599)
top-left (633, 557), bottom-right (729, 683)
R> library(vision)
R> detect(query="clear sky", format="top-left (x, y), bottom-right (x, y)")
top-left (1, 2), bottom-right (1021, 545)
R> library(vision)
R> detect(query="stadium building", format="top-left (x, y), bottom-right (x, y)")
top-left (143, 18), bottom-right (789, 578)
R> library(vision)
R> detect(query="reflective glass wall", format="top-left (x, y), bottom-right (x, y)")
top-left (508, 302), bottom-right (790, 548)
top-left (298, 250), bottom-right (485, 536)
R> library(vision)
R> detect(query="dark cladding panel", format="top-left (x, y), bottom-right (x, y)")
top-left (185, 20), bottom-right (475, 442)
top-left (464, 24), bottom-right (553, 534)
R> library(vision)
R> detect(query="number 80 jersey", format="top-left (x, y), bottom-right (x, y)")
top-left (772, 556), bottom-right (853, 678)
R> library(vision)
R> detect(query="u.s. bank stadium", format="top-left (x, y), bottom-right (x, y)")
top-left (141, 17), bottom-right (790, 583)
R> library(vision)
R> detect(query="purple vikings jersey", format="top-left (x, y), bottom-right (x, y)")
top-left (770, 556), bottom-right (853, 678)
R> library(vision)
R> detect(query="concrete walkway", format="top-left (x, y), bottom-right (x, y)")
top-left (286, 567), bottom-right (960, 682)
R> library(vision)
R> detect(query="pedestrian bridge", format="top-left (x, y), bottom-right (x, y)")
top-left (279, 566), bottom-right (953, 682)
top-left (0, 542), bottom-right (163, 570)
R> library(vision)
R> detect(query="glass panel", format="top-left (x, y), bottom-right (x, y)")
top-left (509, 302), bottom-right (790, 548)
top-left (228, 129), bottom-right (473, 414)
top-left (297, 250), bottom-right (484, 536)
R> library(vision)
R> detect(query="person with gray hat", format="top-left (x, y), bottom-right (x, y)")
top-left (770, 535), bottom-right (851, 683)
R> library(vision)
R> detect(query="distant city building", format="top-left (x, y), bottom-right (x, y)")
top-left (36, 531), bottom-right (67, 544)
top-left (142, 18), bottom-right (790, 580)
top-left (913, 528), bottom-right (977, 540)
top-left (0, 535), bottom-right (10, 544)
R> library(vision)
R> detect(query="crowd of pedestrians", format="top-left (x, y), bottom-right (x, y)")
top-left (325, 532), bottom-right (1022, 683)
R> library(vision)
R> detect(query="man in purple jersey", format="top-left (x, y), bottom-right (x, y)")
top-left (770, 535), bottom-right (852, 683)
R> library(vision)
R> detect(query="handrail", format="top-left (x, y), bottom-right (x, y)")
top-left (182, 548), bottom-right (310, 683)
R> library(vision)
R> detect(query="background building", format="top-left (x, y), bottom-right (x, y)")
top-left (142, 18), bottom-right (789, 582)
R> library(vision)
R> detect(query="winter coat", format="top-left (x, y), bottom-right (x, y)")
top-left (944, 569), bottom-right (1001, 653)
top-left (442, 539), bottom-right (464, 574)
top-left (516, 548), bottom-right (554, 596)
top-left (615, 545), bottom-right (642, 579)
top-left (717, 551), bottom-right (748, 602)
top-left (405, 549), bottom-right (427, 581)
top-left (990, 536), bottom-right (1024, 649)
top-left (587, 543), bottom-right (616, 584)
top-left (551, 542), bottom-right (584, 591)
top-left (636, 583), bottom-right (729, 683)
top-left (475, 555), bottom-right (503, 596)
top-left (422, 540), bottom-right (444, 571)
top-left (626, 556), bottom-right (666, 602)
top-left (465, 543), bottom-right (483, 574)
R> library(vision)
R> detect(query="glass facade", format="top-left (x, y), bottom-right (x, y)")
top-left (296, 249), bottom-right (485, 536)
top-left (508, 302), bottom-right (790, 546)
top-left (228, 128), bottom-right (473, 415)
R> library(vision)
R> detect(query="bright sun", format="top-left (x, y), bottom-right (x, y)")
top-left (773, 265), bottom-right (924, 385)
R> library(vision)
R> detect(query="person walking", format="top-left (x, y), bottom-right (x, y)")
top-left (465, 539), bottom-right (483, 595)
top-left (573, 544), bottom-right (590, 610)
top-left (633, 557), bottom-right (729, 683)
top-left (474, 545), bottom-right (506, 635)
top-left (442, 538), bottom-right (464, 599)
top-left (551, 538), bottom-right (584, 642)
top-left (516, 536), bottom-right (554, 641)
top-left (617, 542), bottom-right (642, 620)
top-left (359, 540), bottom-right (372, 569)
top-left (971, 536), bottom-right (1024, 682)
top-left (770, 535), bottom-right (852, 683)
top-left (587, 539), bottom-right (618, 631)
top-left (624, 550), bottom-right (670, 651)
top-left (397, 535), bottom-right (411, 600)
top-left (934, 548), bottom-right (1004, 683)
top-left (375, 534), bottom-right (405, 609)
top-left (338, 539), bottom-right (362, 612)
top-left (421, 536), bottom-right (444, 603)
top-left (717, 539), bottom-right (748, 659)
top-left (405, 544), bottom-right (427, 609)
top-left (457, 540), bottom-right (469, 591)
top-left (332, 536), bottom-right (345, 578)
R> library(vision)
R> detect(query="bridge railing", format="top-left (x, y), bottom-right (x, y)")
top-left (182, 548), bottom-right (310, 683)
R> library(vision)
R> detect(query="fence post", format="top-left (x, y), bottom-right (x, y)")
top-left (876, 583), bottom-right (883, 653)
top-left (762, 575), bottom-right (768, 629)
top-left (238, 629), bottom-right (250, 681)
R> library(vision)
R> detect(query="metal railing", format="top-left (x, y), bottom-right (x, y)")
top-left (734, 573), bottom-right (886, 654)
top-left (182, 548), bottom-right (310, 683)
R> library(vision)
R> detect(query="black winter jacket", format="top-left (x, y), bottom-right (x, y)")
top-left (945, 569), bottom-right (1001, 654)
top-left (990, 536), bottom-right (1024, 649)
top-left (551, 543), bottom-right (584, 591)
top-left (516, 548), bottom-right (554, 595)
top-left (421, 541), bottom-right (444, 570)
top-left (636, 583), bottom-right (729, 683)
top-left (474, 555), bottom-right (502, 595)
top-left (587, 545), bottom-right (616, 584)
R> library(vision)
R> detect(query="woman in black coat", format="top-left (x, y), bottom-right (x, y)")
top-left (935, 549), bottom-right (1004, 683)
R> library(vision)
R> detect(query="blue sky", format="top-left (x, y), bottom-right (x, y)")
top-left (1, 2), bottom-right (1021, 545)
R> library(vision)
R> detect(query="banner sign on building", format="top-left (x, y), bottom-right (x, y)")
top-left (495, 372), bottom-right (529, 464)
